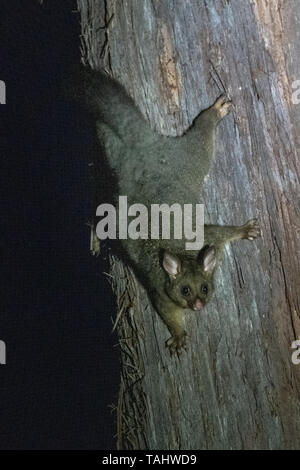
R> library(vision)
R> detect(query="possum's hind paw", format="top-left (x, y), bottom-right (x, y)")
top-left (166, 332), bottom-right (188, 357)
top-left (242, 218), bottom-right (261, 241)
top-left (213, 94), bottom-right (232, 119)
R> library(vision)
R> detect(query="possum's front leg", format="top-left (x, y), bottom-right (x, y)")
top-left (238, 218), bottom-right (261, 241)
top-left (153, 293), bottom-right (187, 355)
top-left (205, 218), bottom-right (261, 246)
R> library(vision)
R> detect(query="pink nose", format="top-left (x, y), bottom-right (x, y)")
top-left (193, 299), bottom-right (203, 311)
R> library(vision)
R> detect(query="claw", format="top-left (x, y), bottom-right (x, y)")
top-left (166, 332), bottom-right (188, 357)
top-left (242, 218), bottom-right (261, 240)
top-left (213, 94), bottom-right (232, 119)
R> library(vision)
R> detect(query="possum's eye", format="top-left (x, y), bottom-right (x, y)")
top-left (201, 283), bottom-right (209, 295)
top-left (181, 286), bottom-right (191, 296)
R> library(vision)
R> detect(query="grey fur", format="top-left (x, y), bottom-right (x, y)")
top-left (78, 68), bottom-right (260, 354)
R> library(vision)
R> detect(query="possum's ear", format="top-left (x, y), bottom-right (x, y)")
top-left (162, 251), bottom-right (182, 279)
top-left (198, 245), bottom-right (216, 274)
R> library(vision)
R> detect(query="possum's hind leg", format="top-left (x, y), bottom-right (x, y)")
top-left (211, 94), bottom-right (232, 121)
top-left (190, 94), bottom-right (232, 143)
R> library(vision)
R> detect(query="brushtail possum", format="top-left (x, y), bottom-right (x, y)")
top-left (75, 68), bottom-right (260, 354)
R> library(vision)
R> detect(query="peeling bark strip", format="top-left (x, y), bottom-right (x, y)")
top-left (77, 0), bottom-right (300, 449)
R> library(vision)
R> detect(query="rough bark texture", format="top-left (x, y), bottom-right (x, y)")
top-left (77, 0), bottom-right (300, 450)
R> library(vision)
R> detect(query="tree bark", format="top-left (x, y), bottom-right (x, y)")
top-left (77, 0), bottom-right (300, 450)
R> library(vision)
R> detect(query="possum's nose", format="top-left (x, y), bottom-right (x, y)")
top-left (193, 299), bottom-right (203, 311)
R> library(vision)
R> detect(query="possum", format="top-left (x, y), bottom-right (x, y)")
top-left (74, 67), bottom-right (260, 355)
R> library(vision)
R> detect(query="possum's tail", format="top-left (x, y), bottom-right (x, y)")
top-left (64, 65), bottom-right (149, 140)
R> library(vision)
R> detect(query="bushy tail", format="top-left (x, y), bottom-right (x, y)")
top-left (65, 65), bottom-right (148, 140)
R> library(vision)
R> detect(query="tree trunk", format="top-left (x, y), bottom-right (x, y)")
top-left (77, 0), bottom-right (300, 450)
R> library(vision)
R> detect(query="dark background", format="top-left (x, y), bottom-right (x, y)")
top-left (0, 0), bottom-right (120, 449)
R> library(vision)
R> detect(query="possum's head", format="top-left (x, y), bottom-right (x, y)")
top-left (162, 246), bottom-right (217, 311)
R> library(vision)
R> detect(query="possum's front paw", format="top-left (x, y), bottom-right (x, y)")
top-left (166, 331), bottom-right (188, 356)
top-left (213, 94), bottom-right (232, 119)
top-left (242, 218), bottom-right (261, 240)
